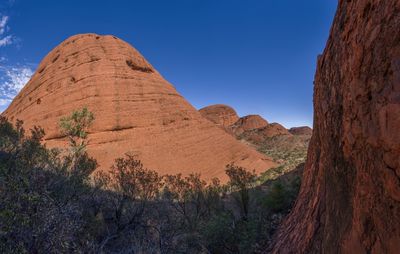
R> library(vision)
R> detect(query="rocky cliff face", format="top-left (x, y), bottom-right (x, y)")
top-left (199, 104), bottom-right (239, 127)
top-left (271, 0), bottom-right (400, 253)
top-left (2, 34), bottom-right (276, 182)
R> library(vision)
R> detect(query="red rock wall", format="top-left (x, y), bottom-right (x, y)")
top-left (270, 0), bottom-right (400, 253)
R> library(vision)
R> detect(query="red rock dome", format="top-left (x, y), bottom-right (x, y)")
top-left (2, 34), bottom-right (276, 182)
top-left (230, 114), bottom-right (269, 135)
top-left (199, 104), bottom-right (239, 127)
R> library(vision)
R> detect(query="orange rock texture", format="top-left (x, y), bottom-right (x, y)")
top-left (270, 0), bottom-right (400, 253)
top-left (199, 104), bottom-right (239, 128)
top-left (2, 34), bottom-right (276, 182)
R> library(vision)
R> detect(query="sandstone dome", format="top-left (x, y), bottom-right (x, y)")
top-left (199, 104), bottom-right (239, 128)
top-left (239, 122), bottom-right (291, 144)
top-left (1, 33), bottom-right (276, 182)
top-left (230, 114), bottom-right (269, 135)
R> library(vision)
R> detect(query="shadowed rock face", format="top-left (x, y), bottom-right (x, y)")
top-left (271, 0), bottom-right (400, 253)
top-left (199, 104), bottom-right (239, 127)
top-left (2, 34), bottom-right (277, 182)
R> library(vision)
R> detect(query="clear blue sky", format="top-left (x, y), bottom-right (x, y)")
top-left (0, 0), bottom-right (337, 127)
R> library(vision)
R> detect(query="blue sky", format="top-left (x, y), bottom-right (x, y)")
top-left (0, 0), bottom-right (337, 127)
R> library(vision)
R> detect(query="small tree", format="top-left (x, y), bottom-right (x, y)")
top-left (163, 173), bottom-right (209, 229)
top-left (59, 107), bottom-right (96, 176)
top-left (225, 164), bottom-right (256, 220)
top-left (60, 107), bottom-right (94, 154)
top-left (94, 155), bottom-right (162, 252)
top-left (57, 108), bottom-right (97, 209)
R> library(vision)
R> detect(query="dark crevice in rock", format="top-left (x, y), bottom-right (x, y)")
top-left (126, 60), bottom-right (153, 73)
top-left (52, 54), bottom-right (60, 63)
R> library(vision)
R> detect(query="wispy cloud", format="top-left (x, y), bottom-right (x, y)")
top-left (0, 66), bottom-right (34, 108)
top-left (0, 34), bottom-right (12, 46)
top-left (0, 15), bottom-right (9, 34)
top-left (0, 10), bottom-right (33, 112)
top-left (0, 14), bottom-right (13, 47)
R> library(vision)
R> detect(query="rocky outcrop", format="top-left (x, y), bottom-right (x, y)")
top-left (240, 123), bottom-right (291, 144)
top-left (288, 126), bottom-right (312, 136)
top-left (199, 104), bottom-right (239, 128)
top-left (270, 0), bottom-right (400, 253)
top-left (2, 34), bottom-right (277, 182)
top-left (198, 105), bottom-right (297, 143)
top-left (231, 115), bottom-right (269, 136)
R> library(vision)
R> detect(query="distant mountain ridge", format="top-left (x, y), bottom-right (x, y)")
top-left (199, 104), bottom-right (312, 142)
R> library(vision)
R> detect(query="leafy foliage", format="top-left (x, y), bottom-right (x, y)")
top-left (0, 115), bottom-right (96, 253)
top-left (59, 107), bottom-right (94, 153)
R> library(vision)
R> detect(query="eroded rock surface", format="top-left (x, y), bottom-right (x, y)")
top-left (2, 34), bottom-right (276, 182)
top-left (271, 0), bottom-right (400, 253)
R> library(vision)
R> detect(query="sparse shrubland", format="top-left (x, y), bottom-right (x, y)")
top-left (0, 109), bottom-right (301, 253)
top-left (257, 134), bottom-right (310, 182)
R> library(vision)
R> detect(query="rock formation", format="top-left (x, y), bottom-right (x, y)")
top-left (240, 123), bottom-right (291, 144)
top-left (198, 105), bottom-right (296, 143)
top-left (1, 34), bottom-right (277, 182)
top-left (270, 0), bottom-right (400, 253)
top-left (288, 126), bottom-right (312, 136)
top-left (230, 115), bottom-right (269, 135)
top-left (199, 104), bottom-right (239, 128)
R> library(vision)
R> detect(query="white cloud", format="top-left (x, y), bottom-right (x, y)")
top-left (0, 15), bottom-right (8, 35)
top-left (0, 13), bottom-right (33, 110)
top-left (0, 14), bottom-right (13, 47)
top-left (5, 67), bottom-right (33, 91)
top-left (0, 35), bottom-right (12, 47)
top-left (0, 66), bottom-right (34, 108)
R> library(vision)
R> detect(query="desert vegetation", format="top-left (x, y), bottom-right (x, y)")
top-left (0, 109), bottom-right (300, 253)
